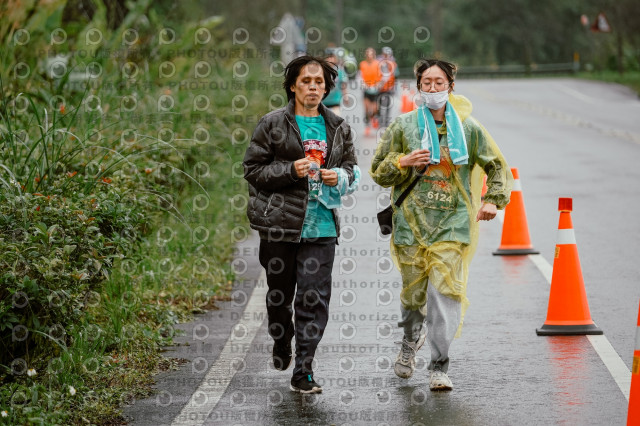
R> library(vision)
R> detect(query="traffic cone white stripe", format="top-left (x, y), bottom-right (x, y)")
top-left (512, 178), bottom-right (522, 191)
top-left (635, 326), bottom-right (640, 351)
top-left (556, 229), bottom-right (576, 245)
top-left (492, 168), bottom-right (538, 255)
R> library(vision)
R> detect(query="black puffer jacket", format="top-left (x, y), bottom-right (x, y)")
top-left (243, 100), bottom-right (357, 242)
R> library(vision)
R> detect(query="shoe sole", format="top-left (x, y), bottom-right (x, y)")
top-left (394, 332), bottom-right (427, 379)
top-left (430, 371), bottom-right (453, 391)
top-left (430, 384), bottom-right (453, 391)
top-left (289, 384), bottom-right (322, 394)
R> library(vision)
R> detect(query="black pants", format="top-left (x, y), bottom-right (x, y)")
top-left (378, 91), bottom-right (394, 128)
top-left (259, 237), bottom-right (336, 381)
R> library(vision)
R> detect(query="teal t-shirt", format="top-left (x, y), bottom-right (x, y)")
top-left (295, 115), bottom-right (337, 238)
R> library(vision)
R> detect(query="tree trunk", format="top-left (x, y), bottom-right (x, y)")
top-left (616, 32), bottom-right (624, 74)
top-left (523, 39), bottom-right (532, 75)
top-left (334, 0), bottom-right (343, 46)
top-left (104, 0), bottom-right (128, 30)
top-left (432, 0), bottom-right (443, 56)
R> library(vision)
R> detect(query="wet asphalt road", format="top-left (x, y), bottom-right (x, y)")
top-left (123, 77), bottom-right (640, 425)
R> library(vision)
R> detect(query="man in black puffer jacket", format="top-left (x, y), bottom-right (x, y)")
top-left (244, 55), bottom-right (357, 394)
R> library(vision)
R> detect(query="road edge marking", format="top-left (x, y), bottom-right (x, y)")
top-left (527, 254), bottom-right (552, 283)
top-left (558, 84), bottom-right (596, 104)
top-left (587, 335), bottom-right (631, 400)
top-left (171, 270), bottom-right (268, 426)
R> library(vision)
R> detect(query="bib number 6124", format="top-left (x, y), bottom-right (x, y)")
top-left (427, 191), bottom-right (452, 203)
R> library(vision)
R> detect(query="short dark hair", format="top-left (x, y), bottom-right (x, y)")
top-left (283, 55), bottom-right (338, 101)
top-left (414, 58), bottom-right (457, 89)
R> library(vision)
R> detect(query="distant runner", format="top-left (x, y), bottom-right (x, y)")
top-left (322, 51), bottom-right (348, 116)
top-left (377, 46), bottom-right (398, 128)
top-left (359, 47), bottom-right (382, 136)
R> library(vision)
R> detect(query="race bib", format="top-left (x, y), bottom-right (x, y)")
top-left (303, 139), bottom-right (326, 201)
top-left (309, 179), bottom-right (322, 200)
top-left (414, 178), bottom-right (457, 210)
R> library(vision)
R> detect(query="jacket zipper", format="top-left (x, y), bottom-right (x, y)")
top-left (263, 193), bottom-right (274, 216)
top-left (285, 114), bottom-right (304, 149)
top-left (285, 113), bottom-right (309, 242)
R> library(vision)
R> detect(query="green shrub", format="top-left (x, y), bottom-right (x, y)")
top-left (0, 175), bottom-right (145, 365)
top-left (0, 0), bottom-right (273, 422)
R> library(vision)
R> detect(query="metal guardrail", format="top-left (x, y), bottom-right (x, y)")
top-left (398, 62), bottom-right (580, 78)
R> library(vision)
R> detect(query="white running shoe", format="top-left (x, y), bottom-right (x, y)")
top-left (394, 331), bottom-right (426, 379)
top-left (429, 370), bottom-right (453, 391)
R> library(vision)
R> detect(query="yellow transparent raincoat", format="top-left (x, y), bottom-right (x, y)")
top-left (370, 94), bottom-right (513, 336)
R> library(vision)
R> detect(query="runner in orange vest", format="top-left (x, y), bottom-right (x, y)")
top-left (359, 47), bottom-right (382, 136)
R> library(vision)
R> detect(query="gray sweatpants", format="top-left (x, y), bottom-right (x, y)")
top-left (397, 283), bottom-right (461, 372)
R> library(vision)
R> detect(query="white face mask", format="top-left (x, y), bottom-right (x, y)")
top-left (420, 89), bottom-right (449, 110)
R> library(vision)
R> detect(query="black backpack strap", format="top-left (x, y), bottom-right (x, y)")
top-left (394, 133), bottom-right (441, 207)
top-left (393, 166), bottom-right (427, 207)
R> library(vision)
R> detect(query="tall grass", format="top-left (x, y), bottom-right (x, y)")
top-left (1, 13), bottom-right (274, 424)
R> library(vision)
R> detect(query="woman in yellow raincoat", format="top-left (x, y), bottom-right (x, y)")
top-left (370, 58), bottom-right (513, 391)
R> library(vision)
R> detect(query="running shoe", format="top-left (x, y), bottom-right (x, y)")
top-left (394, 330), bottom-right (426, 379)
top-left (429, 369), bottom-right (453, 391)
top-left (290, 374), bottom-right (322, 394)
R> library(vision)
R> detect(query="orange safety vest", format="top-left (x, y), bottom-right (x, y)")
top-left (359, 59), bottom-right (382, 88)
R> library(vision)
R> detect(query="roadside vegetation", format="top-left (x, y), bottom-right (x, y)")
top-left (2, 0), bottom-right (637, 424)
top-left (578, 70), bottom-right (640, 95)
top-left (0, 1), bottom-right (272, 423)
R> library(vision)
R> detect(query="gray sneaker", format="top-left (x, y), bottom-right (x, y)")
top-left (394, 331), bottom-right (426, 379)
top-left (429, 369), bottom-right (453, 391)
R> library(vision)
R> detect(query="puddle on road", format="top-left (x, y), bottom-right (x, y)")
top-left (545, 336), bottom-right (592, 414)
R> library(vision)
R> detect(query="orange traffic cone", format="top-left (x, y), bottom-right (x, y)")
top-left (628, 300), bottom-right (640, 425)
top-left (493, 168), bottom-right (539, 255)
top-left (536, 198), bottom-right (602, 335)
top-left (481, 175), bottom-right (488, 200)
top-left (401, 86), bottom-right (416, 113)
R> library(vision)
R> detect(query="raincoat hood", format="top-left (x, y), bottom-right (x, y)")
top-left (448, 93), bottom-right (472, 122)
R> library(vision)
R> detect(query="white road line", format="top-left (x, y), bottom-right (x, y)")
top-left (171, 271), bottom-right (268, 426)
top-left (527, 254), bottom-right (552, 283)
top-left (494, 209), bottom-right (631, 400)
top-left (558, 84), bottom-right (596, 104)
top-left (587, 335), bottom-right (631, 400)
